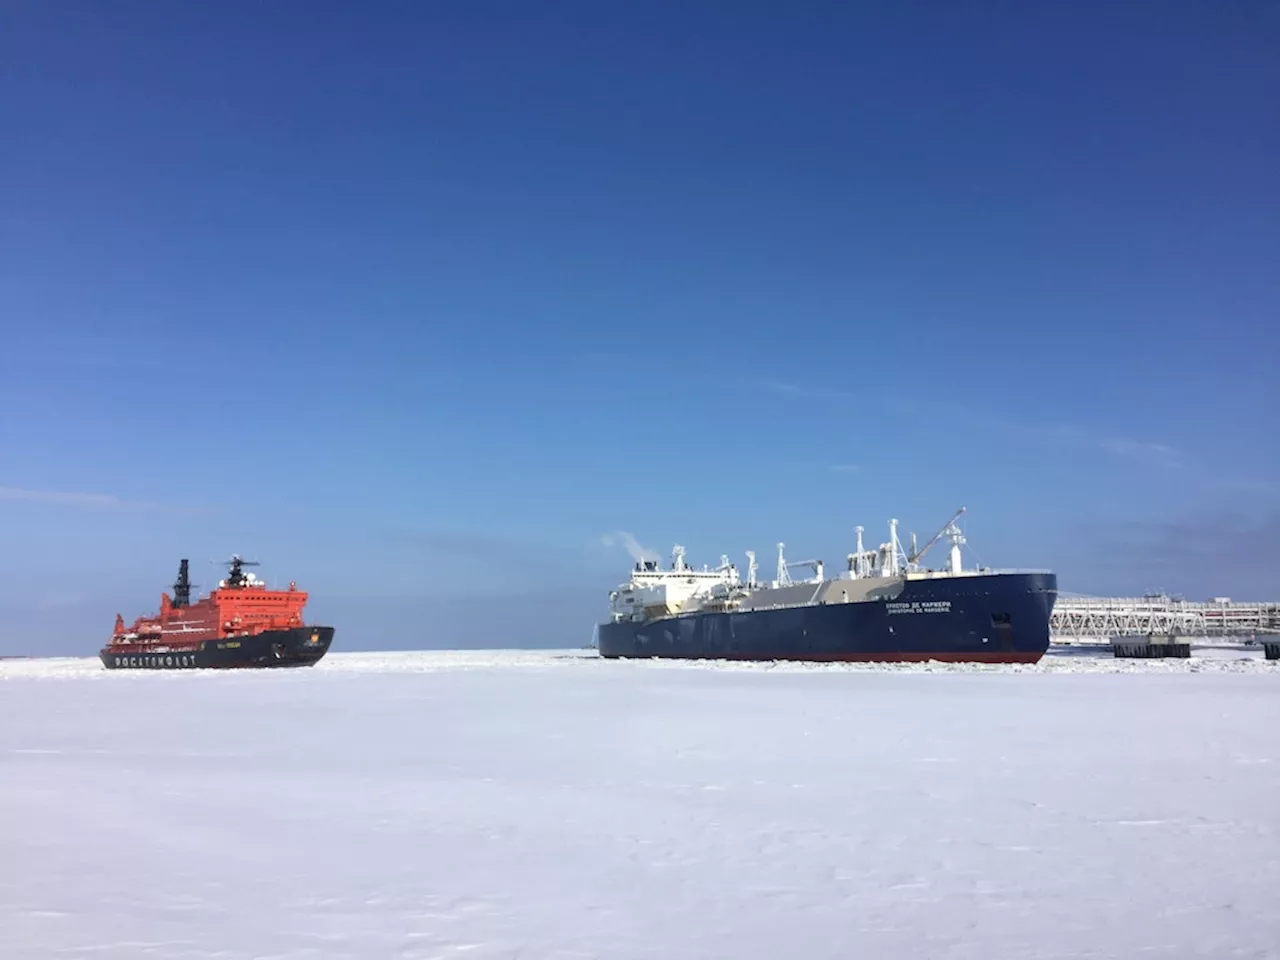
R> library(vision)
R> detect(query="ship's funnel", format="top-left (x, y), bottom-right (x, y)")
top-left (173, 559), bottom-right (191, 608)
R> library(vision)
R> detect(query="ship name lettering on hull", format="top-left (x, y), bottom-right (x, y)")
top-left (886, 601), bottom-right (952, 615)
top-left (114, 654), bottom-right (199, 668)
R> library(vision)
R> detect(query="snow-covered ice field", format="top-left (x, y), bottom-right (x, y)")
top-left (3, 646), bottom-right (1278, 959)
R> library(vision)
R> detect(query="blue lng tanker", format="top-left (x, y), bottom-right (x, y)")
top-left (596, 508), bottom-right (1057, 663)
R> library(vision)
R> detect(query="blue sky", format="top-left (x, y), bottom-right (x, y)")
top-left (1, 1), bottom-right (1277, 655)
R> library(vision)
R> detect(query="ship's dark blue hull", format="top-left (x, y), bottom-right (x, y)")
top-left (597, 572), bottom-right (1056, 663)
top-left (99, 626), bottom-right (334, 670)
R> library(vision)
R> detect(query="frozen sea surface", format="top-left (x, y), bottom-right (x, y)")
top-left (2, 646), bottom-right (1278, 959)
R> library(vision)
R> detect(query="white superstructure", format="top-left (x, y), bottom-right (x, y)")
top-left (609, 546), bottom-right (743, 622)
top-left (607, 507), bottom-right (1001, 624)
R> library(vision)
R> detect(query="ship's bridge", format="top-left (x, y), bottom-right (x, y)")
top-left (611, 545), bottom-right (741, 622)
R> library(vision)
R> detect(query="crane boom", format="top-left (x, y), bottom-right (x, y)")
top-left (909, 506), bottom-right (966, 565)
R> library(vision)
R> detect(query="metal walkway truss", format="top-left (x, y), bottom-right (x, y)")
top-left (1052, 595), bottom-right (1280, 639)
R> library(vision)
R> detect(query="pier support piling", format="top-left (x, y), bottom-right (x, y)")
top-left (1111, 635), bottom-right (1192, 659)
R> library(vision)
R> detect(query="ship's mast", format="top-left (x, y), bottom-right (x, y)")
top-left (776, 542), bottom-right (792, 587)
top-left (947, 519), bottom-right (966, 574)
top-left (671, 545), bottom-right (688, 572)
top-left (222, 554), bottom-right (260, 588)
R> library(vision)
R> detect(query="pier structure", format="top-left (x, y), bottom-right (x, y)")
top-left (1051, 594), bottom-right (1280, 659)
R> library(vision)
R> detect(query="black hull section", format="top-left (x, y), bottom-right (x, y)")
top-left (597, 572), bottom-right (1056, 663)
top-left (99, 626), bottom-right (334, 670)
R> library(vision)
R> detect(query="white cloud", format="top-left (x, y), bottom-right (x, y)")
top-left (1043, 426), bottom-right (1185, 469)
top-left (763, 380), bottom-right (804, 394)
top-left (0, 485), bottom-right (213, 513)
top-left (0, 486), bottom-right (127, 507)
top-left (758, 378), bottom-right (1191, 473)
top-left (1096, 436), bottom-right (1184, 469)
top-left (761, 380), bottom-right (855, 401)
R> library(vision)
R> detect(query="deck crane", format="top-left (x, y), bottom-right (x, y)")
top-left (774, 542), bottom-right (824, 586)
top-left (907, 506), bottom-right (967, 572)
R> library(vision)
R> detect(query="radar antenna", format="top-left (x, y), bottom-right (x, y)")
top-left (219, 554), bottom-right (261, 588)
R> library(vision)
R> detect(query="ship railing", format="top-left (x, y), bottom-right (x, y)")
top-left (906, 568), bottom-right (1054, 576)
top-left (979, 567), bottom-right (1055, 575)
top-left (907, 567), bottom-right (1052, 577)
